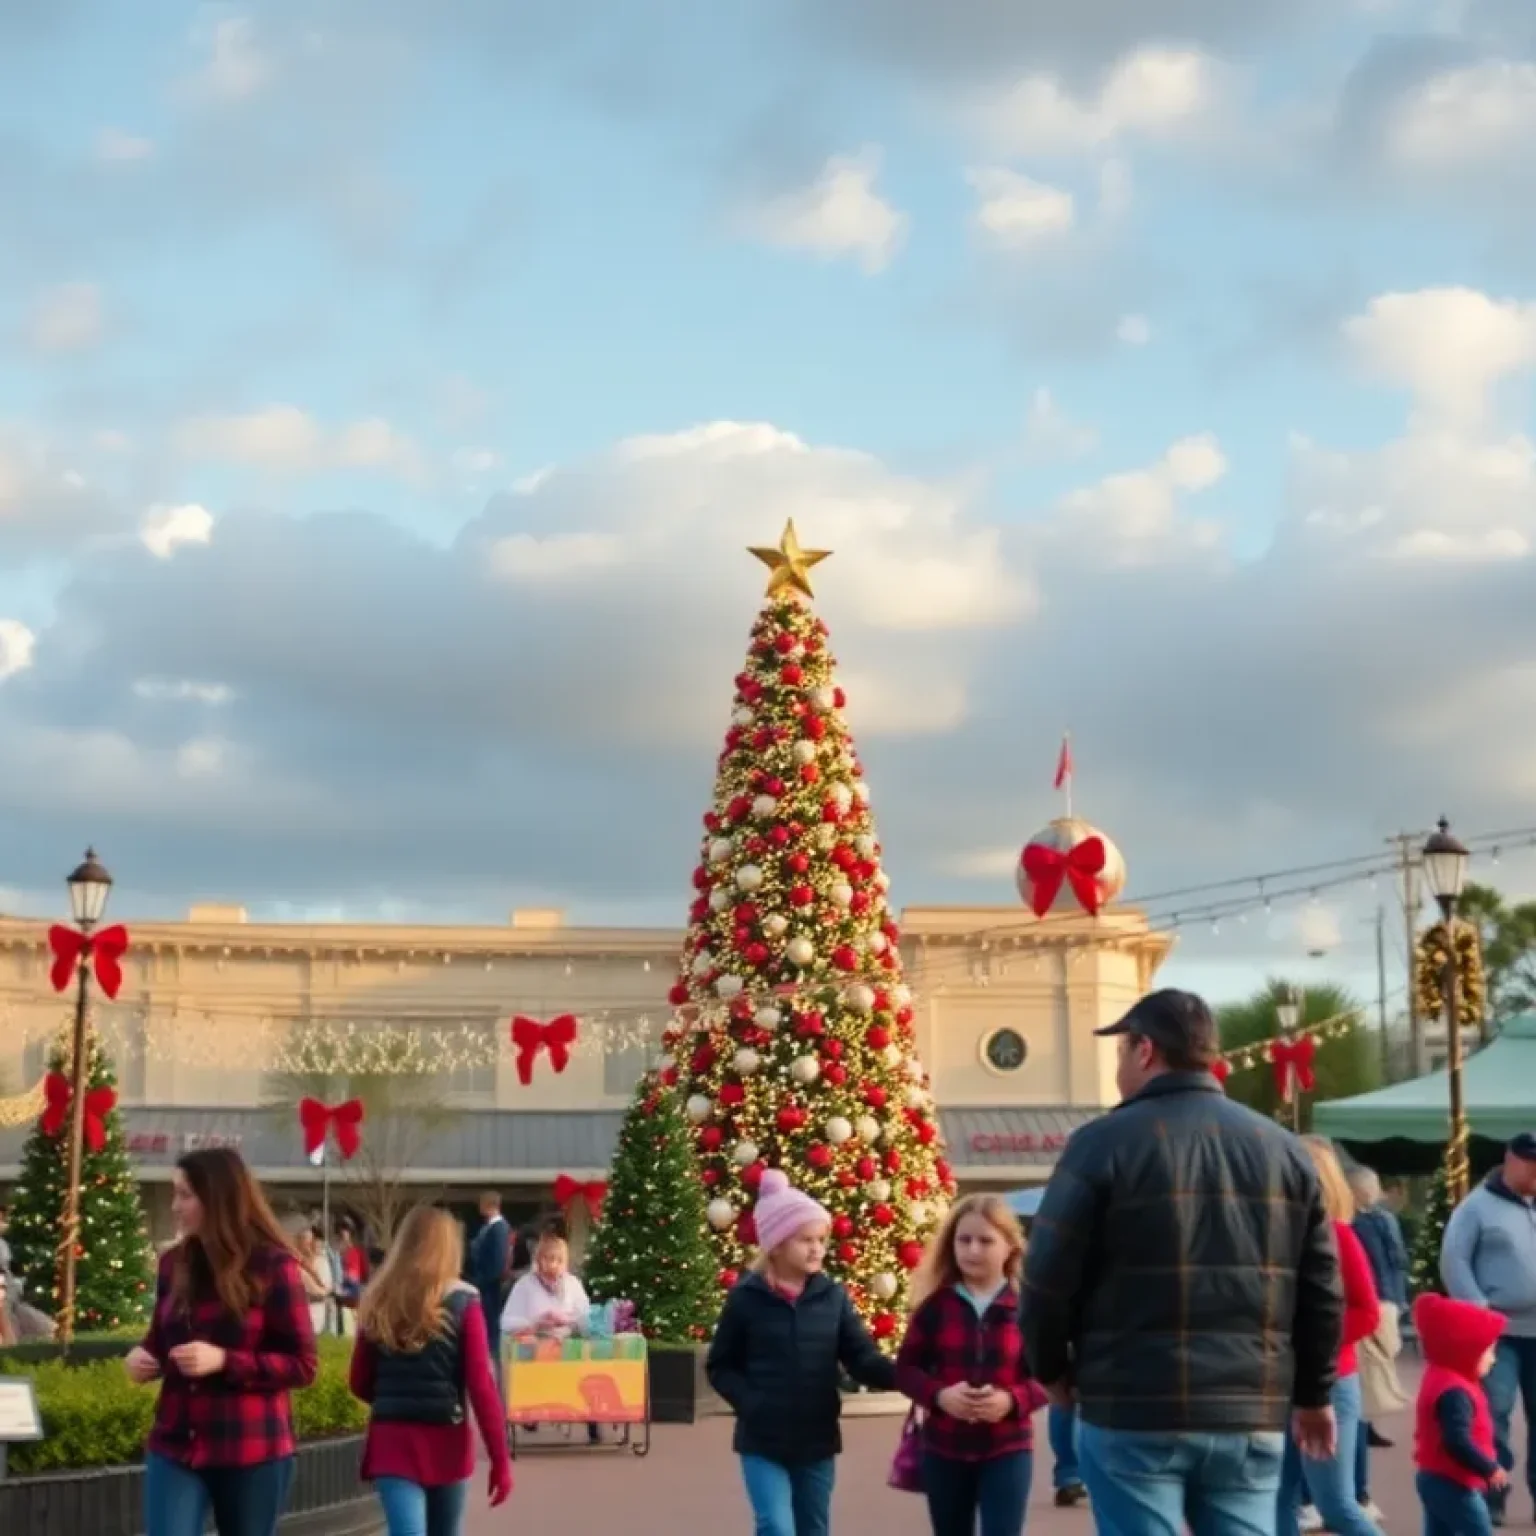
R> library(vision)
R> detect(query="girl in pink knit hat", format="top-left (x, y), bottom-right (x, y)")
top-left (707, 1168), bottom-right (897, 1535)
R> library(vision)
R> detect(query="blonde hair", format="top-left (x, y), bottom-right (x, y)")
top-left (535, 1232), bottom-right (568, 1264)
top-left (357, 1205), bottom-right (464, 1353)
top-left (747, 1214), bottom-right (832, 1279)
top-left (1300, 1135), bottom-right (1354, 1223)
top-left (909, 1194), bottom-right (1023, 1311)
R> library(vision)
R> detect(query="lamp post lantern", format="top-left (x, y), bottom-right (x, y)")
top-left (1276, 986), bottom-right (1303, 1131)
top-left (1422, 817), bottom-right (1471, 1203)
top-left (56, 848), bottom-right (113, 1351)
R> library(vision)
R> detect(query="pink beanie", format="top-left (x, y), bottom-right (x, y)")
top-left (753, 1168), bottom-right (831, 1255)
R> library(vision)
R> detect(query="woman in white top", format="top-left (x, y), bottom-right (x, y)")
top-left (500, 1230), bottom-right (598, 1443)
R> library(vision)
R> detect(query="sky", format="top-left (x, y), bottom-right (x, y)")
top-left (4, 0), bottom-right (1536, 1012)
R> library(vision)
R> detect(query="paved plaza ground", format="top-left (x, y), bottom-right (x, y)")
top-left (465, 1379), bottom-right (1533, 1534)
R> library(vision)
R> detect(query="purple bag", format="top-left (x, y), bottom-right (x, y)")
top-left (888, 1408), bottom-right (924, 1494)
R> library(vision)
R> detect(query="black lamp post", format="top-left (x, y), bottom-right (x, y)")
top-left (1276, 986), bottom-right (1304, 1131)
top-left (56, 848), bottom-right (113, 1350)
top-left (1422, 818), bottom-right (1470, 1204)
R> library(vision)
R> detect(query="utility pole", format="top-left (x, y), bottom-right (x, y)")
top-left (1375, 904), bottom-right (1391, 1082)
top-left (1388, 833), bottom-right (1423, 1076)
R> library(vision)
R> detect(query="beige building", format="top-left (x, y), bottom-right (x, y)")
top-left (0, 899), bottom-right (1171, 1236)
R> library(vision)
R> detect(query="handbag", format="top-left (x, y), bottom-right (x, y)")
top-left (888, 1407), bottom-right (925, 1494)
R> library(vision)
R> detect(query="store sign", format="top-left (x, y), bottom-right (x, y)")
top-left (126, 1131), bottom-right (244, 1155)
top-left (968, 1132), bottom-right (1067, 1155)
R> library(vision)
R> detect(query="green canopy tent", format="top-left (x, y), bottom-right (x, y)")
top-left (1312, 1012), bottom-right (1536, 1175)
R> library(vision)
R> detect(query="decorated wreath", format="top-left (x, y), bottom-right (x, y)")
top-left (1414, 919), bottom-right (1486, 1029)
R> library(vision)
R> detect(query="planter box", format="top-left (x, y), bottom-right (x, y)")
top-left (0, 1434), bottom-right (382, 1536)
top-left (648, 1346), bottom-right (726, 1424)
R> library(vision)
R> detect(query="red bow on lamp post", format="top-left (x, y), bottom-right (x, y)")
top-left (1020, 837), bottom-right (1107, 918)
top-left (298, 1098), bottom-right (365, 1161)
top-left (1210, 1058), bottom-right (1231, 1087)
top-left (553, 1175), bottom-right (607, 1221)
top-left (512, 1014), bottom-right (579, 1086)
top-left (1269, 1037), bottom-right (1317, 1102)
top-left (40, 1073), bottom-right (118, 1153)
top-left (47, 923), bottom-right (131, 1000)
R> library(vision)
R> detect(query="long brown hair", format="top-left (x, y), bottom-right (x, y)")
top-left (1300, 1135), bottom-right (1354, 1224)
top-left (357, 1206), bottom-right (465, 1354)
top-left (171, 1147), bottom-right (295, 1319)
top-left (908, 1194), bottom-right (1023, 1311)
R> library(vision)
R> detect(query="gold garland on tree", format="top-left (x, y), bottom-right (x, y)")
top-left (1415, 919), bottom-right (1486, 1028)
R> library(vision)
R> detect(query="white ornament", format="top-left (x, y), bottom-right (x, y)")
top-left (707, 1198), bottom-right (737, 1231)
top-left (892, 984), bottom-right (912, 1007)
top-left (884, 1044), bottom-right (905, 1070)
top-left (691, 950), bottom-right (715, 976)
top-left (790, 1055), bottom-right (821, 1086)
top-left (735, 864), bottom-right (764, 891)
top-left (906, 1059), bottom-right (925, 1081)
top-left (816, 824), bottom-right (838, 849)
top-left (904, 1085), bottom-right (928, 1109)
top-left (855, 834), bottom-right (877, 858)
top-left (733, 1140), bottom-right (760, 1167)
top-left (874, 870), bottom-right (891, 891)
top-left (811, 685), bottom-right (837, 713)
top-left (786, 936), bottom-right (815, 967)
top-left (908, 1201), bottom-right (931, 1227)
top-left (853, 782), bottom-right (870, 803)
top-left (830, 881), bottom-right (854, 908)
top-left (763, 914), bottom-right (788, 937)
top-left (871, 1272), bottom-right (898, 1301)
top-left (686, 1094), bottom-right (712, 1125)
top-left (864, 1178), bottom-right (892, 1201)
top-left (831, 783), bottom-right (853, 811)
top-left (657, 1054), bottom-right (675, 1074)
top-left (856, 1114), bottom-right (882, 1144)
top-left (708, 837), bottom-right (733, 863)
top-left (793, 740), bottom-right (818, 764)
top-left (708, 889), bottom-right (730, 912)
top-left (752, 794), bottom-right (779, 819)
top-left (868, 932), bottom-right (888, 954)
top-left (753, 1006), bottom-right (782, 1030)
top-left (826, 1115), bottom-right (854, 1145)
top-left (716, 974), bottom-right (744, 999)
top-left (732, 706), bottom-right (755, 727)
top-left (733, 1048), bottom-right (762, 1076)
top-left (846, 983), bottom-right (876, 1015)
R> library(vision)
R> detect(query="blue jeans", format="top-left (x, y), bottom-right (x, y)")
top-left (739, 1454), bottom-right (835, 1536)
top-left (1417, 1471), bottom-right (1495, 1536)
top-left (1355, 1417), bottom-right (1371, 1501)
top-left (923, 1450), bottom-right (1031, 1536)
top-left (374, 1476), bottom-right (470, 1536)
top-left (1049, 1403), bottom-right (1082, 1489)
top-left (1278, 1374), bottom-right (1376, 1536)
top-left (1079, 1423), bottom-right (1284, 1535)
top-left (1484, 1334), bottom-right (1536, 1507)
top-left (144, 1452), bottom-right (295, 1536)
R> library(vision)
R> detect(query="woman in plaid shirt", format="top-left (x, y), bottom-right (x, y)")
top-left (896, 1194), bottom-right (1048, 1536)
top-left (125, 1147), bottom-right (318, 1536)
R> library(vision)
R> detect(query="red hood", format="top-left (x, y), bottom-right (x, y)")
top-left (1413, 1291), bottom-right (1506, 1376)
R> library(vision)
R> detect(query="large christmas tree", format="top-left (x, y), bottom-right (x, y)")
top-left (7, 1033), bottom-right (155, 1332)
top-left (662, 523), bottom-right (954, 1344)
top-left (584, 1072), bottom-right (719, 1341)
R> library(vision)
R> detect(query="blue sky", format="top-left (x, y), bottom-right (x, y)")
top-left (3, 0), bottom-right (1536, 1013)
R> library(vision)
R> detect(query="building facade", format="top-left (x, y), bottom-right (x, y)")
top-left (0, 901), bottom-right (1171, 1238)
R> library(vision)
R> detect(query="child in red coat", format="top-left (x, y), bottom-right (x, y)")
top-left (1413, 1292), bottom-right (1509, 1536)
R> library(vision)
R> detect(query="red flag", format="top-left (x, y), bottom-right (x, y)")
top-left (1053, 735), bottom-right (1073, 791)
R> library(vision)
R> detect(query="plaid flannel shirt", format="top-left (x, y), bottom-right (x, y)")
top-left (143, 1242), bottom-right (318, 1469)
top-left (895, 1283), bottom-right (1047, 1462)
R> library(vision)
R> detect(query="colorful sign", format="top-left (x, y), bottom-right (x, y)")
top-left (504, 1334), bottom-right (648, 1426)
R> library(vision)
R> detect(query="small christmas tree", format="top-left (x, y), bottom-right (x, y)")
top-left (584, 1073), bottom-right (719, 1341)
top-left (7, 1033), bottom-right (155, 1332)
top-left (1409, 1163), bottom-right (1455, 1299)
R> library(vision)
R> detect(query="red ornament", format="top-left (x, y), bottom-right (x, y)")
top-left (800, 764), bottom-right (820, 784)
top-left (744, 943), bottom-right (770, 968)
top-left (884, 1148), bottom-right (902, 1174)
top-left (831, 945), bottom-right (858, 971)
top-left (777, 1105), bottom-right (807, 1133)
top-left (702, 1167), bottom-right (720, 1185)
top-left (855, 1155), bottom-right (877, 1181)
top-left (720, 1268), bottom-right (740, 1288)
top-left (700, 1126), bottom-right (724, 1152)
top-left (862, 1085), bottom-right (888, 1109)
top-left (737, 1213), bottom-right (757, 1245)
top-left (832, 1214), bottom-right (854, 1238)
top-left (787, 852), bottom-right (810, 874)
top-left (741, 1161), bottom-right (766, 1190)
top-left (806, 1143), bottom-right (833, 1169)
top-left (872, 1311), bottom-right (897, 1340)
top-left (781, 663), bottom-right (804, 686)
top-left (824, 1063), bottom-right (848, 1086)
top-left (668, 982), bottom-right (689, 1005)
top-left (898, 1240), bottom-right (925, 1270)
top-left (718, 1083), bottom-right (745, 1108)
top-left (773, 633), bottom-right (796, 655)
top-left (790, 885), bottom-right (814, 907)
top-left (871, 1203), bottom-right (895, 1227)
top-left (836, 1241), bottom-right (858, 1264)
top-left (866, 1025), bottom-right (890, 1050)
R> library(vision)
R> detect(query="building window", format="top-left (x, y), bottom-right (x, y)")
top-left (980, 1027), bottom-right (1029, 1075)
top-left (443, 1018), bottom-right (498, 1103)
top-left (603, 1018), bottom-right (662, 1098)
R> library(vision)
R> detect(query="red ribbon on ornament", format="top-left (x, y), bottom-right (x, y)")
top-left (47, 923), bottom-right (131, 1000)
top-left (1020, 837), bottom-right (1107, 918)
top-left (1269, 1037), bottom-right (1316, 1101)
top-left (512, 1014), bottom-right (578, 1086)
top-left (553, 1175), bottom-right (607, 1220)
top-left (1210, 1059), bottom-right (1231, 1086)
top-left (298, 1097), bottom-right (365, 1161)
top-left (39, 1072), bottom-right (118, 1153)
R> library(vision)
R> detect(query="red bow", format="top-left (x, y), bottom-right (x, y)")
top-left (47, 924), bottom-right (131, 1000)
top-left (1021, 837), bottom-right (1107, 918)
top-left (1211, 1058), bottom-right (1231, 1086)
top-left (512, 1014), bottom-right (578, 1086)
top-left (298, 1098), bottom-right (365, 1161)
top-left (553, 1175), bottom-right (607, 1220)
top-left (1269, 1037), bottom-right (1316, 1102)
top-left (39, 1072), bottom-right (118, 1153)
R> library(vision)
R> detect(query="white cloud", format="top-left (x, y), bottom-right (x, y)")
top-left (133, 678), bottom-right (234, 706)
top-left (742, 148), bottom-right (908, 273)
top-left (1296, 903), bottom-right (1342, 955)
top-left (1116, 314), bottom-right (1152, 346)
top-left (1098, 159), bottom-right (1134, 219)
top-left (1385, 59), bottom-right (1536, 170)
top-left (974, 47), bottom-right (1217, 155)
top-left (176, 738), bottom-right (227, 778)
top-left (96, 127), bottom-right (155, 163)
top-left (174, 406), bottom-right (424, 480)
top-left (186, 16), bottom-right (272, 103)
top-left (27, 282), bottom-right (104, 353)
top-left (1343, 287), bottom-right (1536, 424)
top-left (1022, 388), bottom-right (1098, 460)
top-left (489, 533), bottom-right (625, 581)
top-left (967, 168), bottom-right (1075, 248)
top-left (0, 620), bottom-right (36, 682)
top-left (140, 504), bottom-right (215, 560)
top-left (452, 447), bottom-right (501, 477)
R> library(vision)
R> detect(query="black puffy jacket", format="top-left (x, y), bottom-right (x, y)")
top-left (369, 1287), bottom-right (474, 1426)
top-left (706, 1272), bottom-right (896, 1464)
top-left (1021, 1071), bottom-right (1343, 1434)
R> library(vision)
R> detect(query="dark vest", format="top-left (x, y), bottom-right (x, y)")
top-left (370, 1289), bottom-right (473, 1426)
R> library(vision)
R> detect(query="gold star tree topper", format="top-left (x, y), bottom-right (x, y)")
top-left (749, 519), bottom-right (831, 600)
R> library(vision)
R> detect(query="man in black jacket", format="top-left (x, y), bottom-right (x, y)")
top-left (1022, 988), bottom-right (1345, 1533)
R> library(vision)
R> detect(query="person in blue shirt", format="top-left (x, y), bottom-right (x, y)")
top-left (468, 1192), bottom-right (512, 1393)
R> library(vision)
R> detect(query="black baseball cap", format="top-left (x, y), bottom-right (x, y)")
top-left (1095, 988), bottom-right (1220, 1064)
top-left (1508, 1133), bottom-right (1536, 1161)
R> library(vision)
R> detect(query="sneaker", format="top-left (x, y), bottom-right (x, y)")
top-left (1359, 1497), bottom-right (1385, 1524)
top-left (1366, 1426), bottom-right (1394, 1449)
top-left (1298, 1506), bottom-right (1324, 1533)
top-left (1053, 1484), bottom-right (1088, 1508)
